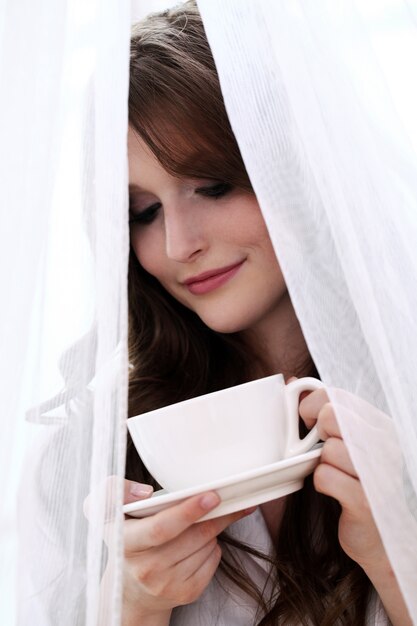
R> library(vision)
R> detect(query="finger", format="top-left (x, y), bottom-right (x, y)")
top-left (195, 505), bottom-right (257, 540)
top-left (173, 538), bottom-right (219, 581)
top-left (299, 388), bottom-right (330, 429)
top-left (184, 540), bottom-right (222, 587)
top-left (124, 509), bottom-right (250, 592)
top-left (321, 437), bottom-right (357, 478)
top-left (164, 507), bottom-right (255, 565)
top-left (162, 542), bottom-right (222, 608)
top-left (124, 491), bottom-right (222, 552)
top-left (286, 376), bottom-right (311, 405)
top-left (125, 501), bottom-right (254, 557)
top-left (130, 537), bottom-right (219, 597)
top-left (316, 403), bottom-right (342, 441)
top-left (314, 463), bottom-right (367, 514)
top-left (124, 480), bottom-right (154, 505)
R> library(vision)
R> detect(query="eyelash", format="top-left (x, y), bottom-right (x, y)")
top-left (129, 182), bottom-right (233, 226)
top-left (196, 182), bottom-right (233, 198)
top-left (129, 202), bottom-right (161, 226)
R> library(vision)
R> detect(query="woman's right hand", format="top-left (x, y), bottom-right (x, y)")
top-left (122, 483), bottom-right (253, 625)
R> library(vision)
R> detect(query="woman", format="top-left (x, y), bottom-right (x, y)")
top-left (122, 2), bottom-right (410, 624)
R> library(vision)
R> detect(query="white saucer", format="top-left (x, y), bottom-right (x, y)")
top-left (123, 445), bottom-right (323, 521)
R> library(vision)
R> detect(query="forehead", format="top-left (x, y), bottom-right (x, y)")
top-left (128, 127), bottom-right (156, 166)
top-left (128, 128), bottom-right (167, 189)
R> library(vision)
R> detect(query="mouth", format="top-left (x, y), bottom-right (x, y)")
top-left (183, 260), bottom-right (245, 295)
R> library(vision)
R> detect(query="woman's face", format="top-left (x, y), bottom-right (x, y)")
top-left (128, 128), bottom-right (287, 334)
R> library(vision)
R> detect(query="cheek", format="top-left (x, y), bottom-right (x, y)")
top-left (227, 195), bottom-right (270, 238)
top-left (233, 202), bottom-right (277, 260)
top-left (261, 229), bottom-right (280, 264)
top-left (240, 210), bottom-right (283, 281)
top-left (130, 229), bottom-right (165, 278)
top-left (247, 207), bottom-right (279, 263)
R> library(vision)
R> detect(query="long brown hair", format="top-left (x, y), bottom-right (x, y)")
top-left (127, 2), bottom-right (371, 624)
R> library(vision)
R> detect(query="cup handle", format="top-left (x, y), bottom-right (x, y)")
top-left (284, 377), bottom-right (325, 458)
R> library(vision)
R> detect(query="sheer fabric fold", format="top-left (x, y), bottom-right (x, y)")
top-left (2, 0), bottom-right (417, 624)
top-left (197, 0), bottom-right (417, 620)
top-left (0, 0), bottom-right (130, 624)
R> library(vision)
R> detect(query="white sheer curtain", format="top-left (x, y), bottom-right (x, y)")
top-left (2, 0), bottom-right (417, 624)
top-left (131, 0), bottom-right (176, 22)
top-left (0, 0), bottom-right (130, 624)
top-left (197, 0), bottom-right (417, 621)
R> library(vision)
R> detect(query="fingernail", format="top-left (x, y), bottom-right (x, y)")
top-left (200, 492), bottom-right (220, 510)
top-left (130, 483), bottom-right (153, 498)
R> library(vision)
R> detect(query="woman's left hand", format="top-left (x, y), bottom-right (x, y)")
top-left (298, 388), bottom-right (386, 570)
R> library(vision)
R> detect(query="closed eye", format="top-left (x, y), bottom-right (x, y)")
top-left (128, 182), bottom-right (232, 227)
top-left (129, 202), bottom-right (161, 226)
top-left (195, 182), bottom-right (233, 198)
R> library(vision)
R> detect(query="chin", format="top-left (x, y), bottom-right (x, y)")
top-left (198, 312), bottom-right (253, 335)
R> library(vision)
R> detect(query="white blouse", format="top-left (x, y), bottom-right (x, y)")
top-left (170, 508), bottom-right (389, 626)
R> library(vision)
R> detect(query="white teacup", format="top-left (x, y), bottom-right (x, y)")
top-left (127, 374), bottom-right (324, 492)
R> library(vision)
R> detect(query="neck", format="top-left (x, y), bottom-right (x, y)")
top-left (242, 292), bottom-right (311, 379)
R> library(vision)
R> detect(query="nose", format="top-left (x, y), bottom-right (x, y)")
top-left (164, 205), bottom-right (206, 263)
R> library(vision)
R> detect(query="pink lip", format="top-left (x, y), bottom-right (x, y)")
top-left (184, 261), bottom-right (245, 295)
